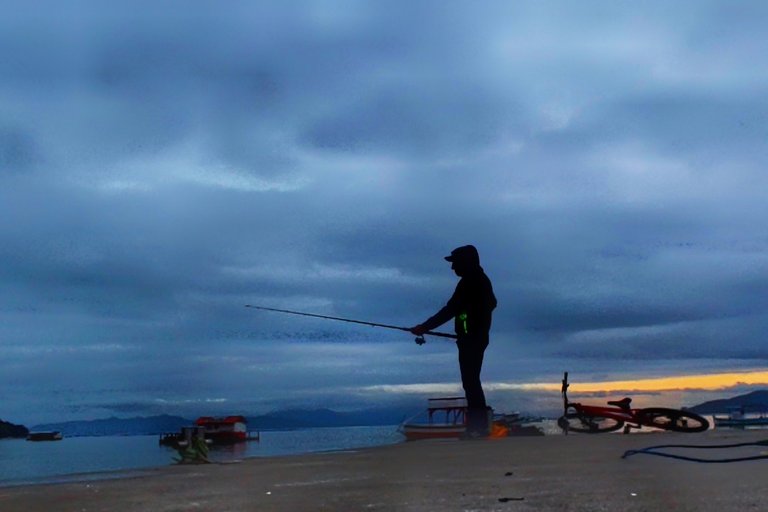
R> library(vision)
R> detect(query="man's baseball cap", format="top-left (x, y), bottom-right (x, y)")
top-left (444, 245), bottom-right (480, 265)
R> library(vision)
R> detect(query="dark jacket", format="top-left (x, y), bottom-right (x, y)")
top-left (421, 266), bottom-right (497, 342)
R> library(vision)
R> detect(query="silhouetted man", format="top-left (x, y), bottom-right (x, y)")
top-left (410, 245), bottom-right (497, 438)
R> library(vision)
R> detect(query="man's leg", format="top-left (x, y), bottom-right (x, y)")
top-left (458, 340), bottom-right (488, 434)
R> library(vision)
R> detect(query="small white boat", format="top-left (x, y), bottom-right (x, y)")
top-left (398, 397), bottom-right (469, 440)
top-left (398, 397), bottom-right (524, 440)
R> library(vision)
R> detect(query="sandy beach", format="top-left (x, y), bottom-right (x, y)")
top-left (1, 429), bottom-right (767, 511)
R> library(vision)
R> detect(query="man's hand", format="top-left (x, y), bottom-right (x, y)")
top-left (410, 324), bottom-right (428, 336)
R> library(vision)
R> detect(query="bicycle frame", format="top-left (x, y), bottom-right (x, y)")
top-left (561, 372), bottom-right (641, 433)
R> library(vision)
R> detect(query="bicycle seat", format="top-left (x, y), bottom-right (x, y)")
top-left (607, 397), bottom-right (632, 410)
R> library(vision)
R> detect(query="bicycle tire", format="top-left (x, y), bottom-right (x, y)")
top-left (558, 412), bottom-right (625, 433)
top-left (637, 408), bottom-right (710, 433)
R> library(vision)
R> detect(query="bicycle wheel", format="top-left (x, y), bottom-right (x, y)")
top-left (558, 412), bottom-right (625, 433)
top-left (638, 408), bottom-right (710, 433)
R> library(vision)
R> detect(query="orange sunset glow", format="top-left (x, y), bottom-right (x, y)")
top-left (512, 370), bottom-right (768, 394)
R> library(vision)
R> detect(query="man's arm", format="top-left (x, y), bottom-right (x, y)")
top-left (410, 289), bottom-right (460, 336)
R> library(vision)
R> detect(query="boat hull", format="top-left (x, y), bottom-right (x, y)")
top-left (27, 431), bottom-right (63, 441)
top-left (204, 431), bottom-right (248, 443)
top-left (399, 424), bottom-right (466, 441)
top-left (713, 417), bottom-right (768, 427)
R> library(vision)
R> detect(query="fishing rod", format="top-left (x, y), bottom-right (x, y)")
top-left (244, 305), bottom-right (457, 345)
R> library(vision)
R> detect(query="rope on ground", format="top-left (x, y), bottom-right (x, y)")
top-left (622, 439), bottom-right (768, 463)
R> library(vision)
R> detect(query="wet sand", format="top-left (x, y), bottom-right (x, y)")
top-left (2, 429), bottom-right (767, 511)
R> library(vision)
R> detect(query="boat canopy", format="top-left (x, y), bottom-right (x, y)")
top-left (195, 415), bottom-right (247, 425)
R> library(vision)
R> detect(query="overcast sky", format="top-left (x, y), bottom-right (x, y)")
top-left (2, 1), bottom-right (767, 425)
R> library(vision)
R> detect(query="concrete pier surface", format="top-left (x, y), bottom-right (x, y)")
top-left (2, 429), bottom-right (767, 511)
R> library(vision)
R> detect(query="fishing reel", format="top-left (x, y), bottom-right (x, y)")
top-left (414, 335), bottom-right (426, 345)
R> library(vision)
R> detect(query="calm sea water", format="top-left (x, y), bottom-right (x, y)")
top-left (4, 419), bottom-right (736, 486)
top-left (0, 425), bottom-right (404, 487)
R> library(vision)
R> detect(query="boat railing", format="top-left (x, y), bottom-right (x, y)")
top-left (427, 397), bottom-right (467, 410)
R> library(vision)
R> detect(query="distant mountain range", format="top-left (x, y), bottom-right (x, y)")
top-left (31, 407), bottom-right (411, 437)
top-left (688, 390), bottom-right (768, 414)
top-left (32, 414), bottom-right (192, 437)
top-left (22, 389), bottom-right (768, 437)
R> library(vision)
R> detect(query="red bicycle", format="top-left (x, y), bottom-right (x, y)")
top-left (558, 372), bottom-right (709, 434)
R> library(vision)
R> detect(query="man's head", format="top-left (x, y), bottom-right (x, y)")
top-left (444, 245), bottom-right (480, 276)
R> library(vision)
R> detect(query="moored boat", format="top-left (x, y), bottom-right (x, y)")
top-left (713, 407), bottom-right (768, 428)
top-left (398, 397), bottom-right (526, 440)
top-left (26, 431), bottom-right (63, 441)
top-left (160, 415), bottom-right (260, 446)
top-left (195, 415), bottom-right (249, 443)
top-left (398, 397), bottom-right (469, 440)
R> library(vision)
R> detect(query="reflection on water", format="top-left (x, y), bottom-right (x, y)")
top-left (207, 441), bottom-right (249, 459)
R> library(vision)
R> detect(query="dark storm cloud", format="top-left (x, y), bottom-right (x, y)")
top-left (1, 0), bottom-right (767, 423)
